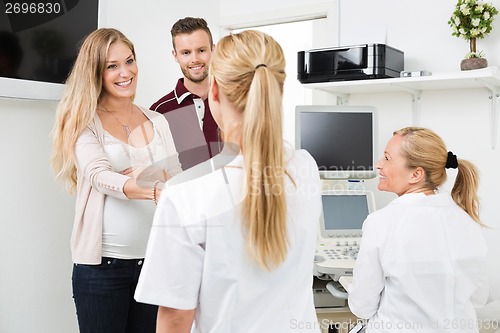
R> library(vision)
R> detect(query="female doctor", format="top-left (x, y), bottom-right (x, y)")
top-left (135, 30), bottom-right (323, 333)
top-left (348, 127), bottom-right (489, 332)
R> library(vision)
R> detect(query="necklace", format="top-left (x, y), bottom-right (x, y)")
top-left (100, 103), bottom-right (134, 137)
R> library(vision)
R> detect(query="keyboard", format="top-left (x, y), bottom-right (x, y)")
top-left (314, 237), bottom-right (360, 281)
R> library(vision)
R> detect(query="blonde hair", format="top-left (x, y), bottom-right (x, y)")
top-left (50, 28), bottom-right (136, 193)
top-left (210, 30), bottom-right (288, 270)
top-left (394, 127), bottom-right (481, 224)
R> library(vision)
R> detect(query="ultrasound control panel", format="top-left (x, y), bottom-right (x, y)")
top-left (314, 237), bottom-right (361, 281)
top-left (314, 190), bottom-right (374, 282)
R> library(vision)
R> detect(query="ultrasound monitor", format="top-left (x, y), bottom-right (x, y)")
top-left (295, 105), bottom-right (378, 180)
top-left (319, 190), bottom-right (376, 238)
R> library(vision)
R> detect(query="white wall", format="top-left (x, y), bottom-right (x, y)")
top-left (1, 0), bottom-right (500, 332)
top-left (0, 98), bottom-right (76, 332)
top-left (338, 0), bottom-right (500, 73)
top-left (219, 0), bottom-right (334, 17)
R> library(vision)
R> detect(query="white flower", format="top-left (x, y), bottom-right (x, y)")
top-left (449, 0), bottom-right (498, 42)
top-left (460, 4), bottom-right (471, 14)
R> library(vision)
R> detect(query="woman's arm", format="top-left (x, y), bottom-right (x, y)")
top-left (156, 307), bottom-right (195, 333)
top-left (75, 127), bottom-right (158, 201)
top-left (122, 177), bottom-right (157, 200)
top-left (348, 217), bottom-right (385, 319)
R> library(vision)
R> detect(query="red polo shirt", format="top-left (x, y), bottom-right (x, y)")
top-left (150, 78), bottom-right (222, 170)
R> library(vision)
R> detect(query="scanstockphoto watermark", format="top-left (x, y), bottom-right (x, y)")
top-left (288, 319), bottom-right (500, 331)
top-left (361, 319), bottom-right (500, 331)
top-left (431, 319), bottom-right (499, 331)
top-left (289, 318), bottom-right (366, 331)
top-left (247, 180), bottom-right (322, 197)
top-left (360, 319), bottom-right (500, 331)
top-left (248, 162), bottom-right (322, 197)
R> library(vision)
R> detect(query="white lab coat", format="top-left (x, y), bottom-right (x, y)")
top-left (348, 192), bottom-right (489, 333)
top-left (135, 147), bottom-right (322, 333)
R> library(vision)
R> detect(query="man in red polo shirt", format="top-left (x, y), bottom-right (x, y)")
top-left (150, 17), bottom-right (221, 170)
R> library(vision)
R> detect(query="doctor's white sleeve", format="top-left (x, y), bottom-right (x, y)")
top-left (348, 217), bottom-right (385, 319)
top-left (470, 235), bottom-right (490, 308)
top-left (134, 196), bottom-right (204, 310)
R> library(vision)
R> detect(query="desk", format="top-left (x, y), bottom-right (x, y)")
top-left (316, 307), bottom-right (359, 333)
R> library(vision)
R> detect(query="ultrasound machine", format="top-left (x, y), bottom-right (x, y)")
top-left (294, 105), bottom-right (379, 306)
top-left (313, 190), bottom-right (376, 301)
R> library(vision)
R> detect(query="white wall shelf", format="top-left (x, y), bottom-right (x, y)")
top-left (302, 67), bottom-right (500, 149)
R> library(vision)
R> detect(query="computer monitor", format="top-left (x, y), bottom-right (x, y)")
top-left (319, 190), bottom-right (376, 238)
top-left (295, 105), bottom-right (378, 180)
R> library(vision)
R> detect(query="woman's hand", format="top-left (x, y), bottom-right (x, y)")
top-left (120, 166), bottom-right (170, 183)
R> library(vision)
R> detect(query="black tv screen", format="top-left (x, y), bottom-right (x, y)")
top-left (0, 0), bottom-right (98, 85)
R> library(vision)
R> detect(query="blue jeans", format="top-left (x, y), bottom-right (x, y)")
top-left (72, 257), bottom-right (157, 333)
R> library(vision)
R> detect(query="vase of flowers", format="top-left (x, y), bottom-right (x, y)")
top-left (448, 0), bottom-right (498, 70)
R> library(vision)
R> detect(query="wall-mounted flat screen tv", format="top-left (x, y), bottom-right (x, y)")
top-left (0, 0), bottom-right (99, 100)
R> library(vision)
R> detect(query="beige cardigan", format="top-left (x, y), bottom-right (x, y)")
top-left (71, 108), bottom-right (181, 264)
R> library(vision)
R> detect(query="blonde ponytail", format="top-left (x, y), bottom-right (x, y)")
top-left (395, 127), bottom-right (482, 225)
top-left (211, 30), bottom-right (289, 269)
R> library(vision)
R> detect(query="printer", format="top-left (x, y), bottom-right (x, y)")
top-left (297, 43), bottom-right (404, 83)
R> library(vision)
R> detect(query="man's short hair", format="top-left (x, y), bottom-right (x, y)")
top-left (171, 17), bottom-right (213, 50)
